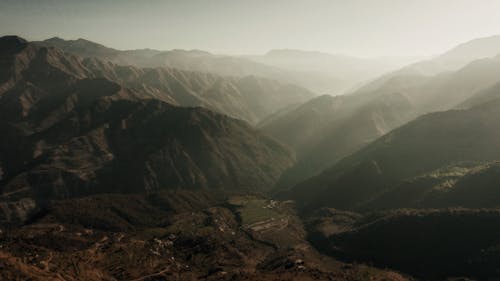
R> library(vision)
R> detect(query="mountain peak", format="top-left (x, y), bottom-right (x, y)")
top-left (264, 49), bottom-right (351, 60)
top-left (0, 35), bottom-right (28, 53)
top-left (43, 36), bottom-right (117, 51)
top-left (168, 49), bottom-right (212, 56)
top-left (45, 36), bottom-right (64, 42)
top-left (437, 34), bottom-right (500, 63)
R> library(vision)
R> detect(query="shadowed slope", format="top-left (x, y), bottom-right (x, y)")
top-left (0, 36), bottom-right (295, 224)
top-left (286, 99), bottom-right (500, 211)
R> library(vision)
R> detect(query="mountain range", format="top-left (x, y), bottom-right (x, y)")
top-left (262, 35), bottom-right (500, 187)
top-left (37, 37), bottom-right (417, 95)
top-left (31, 37), bottom-right (315, 125)
top-left (3, 33), bottom-right (500, 280)
top-left (0, 36), bottom-right (295, 224)
top-left (286, 99), bottom-right (500, 211)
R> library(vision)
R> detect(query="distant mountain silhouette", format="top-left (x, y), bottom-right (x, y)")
top-left (38, 37), bottom-right (415, 95)
top-left (459, 77), bottom-right (500, 108)
top-left (248, 49), bottom-right (419, 94)
top-left (35, 37), bottom-right (315, 124)
top-left (355, 35), bottom-right (500, 94)
top-left (37, 37), bottom-right (332, 94)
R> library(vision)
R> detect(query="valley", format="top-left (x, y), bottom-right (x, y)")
top-left (2, 3), bottom-right (500, 279)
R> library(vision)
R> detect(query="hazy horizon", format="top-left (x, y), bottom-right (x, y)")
top-left (5, 1), bottom-right (500, 280)
top-left (2, 0), bottom-right (500, 58)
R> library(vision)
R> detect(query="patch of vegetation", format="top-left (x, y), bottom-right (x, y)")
top-left (228, 196), bottom-right (284, 226)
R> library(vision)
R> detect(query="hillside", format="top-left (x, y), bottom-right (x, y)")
top-left (6, 2), bottom-right (500, 280)
top-left (351, 53), bottom-right (500, 117)
top-left (38, 37), bottom-right (162, 66)
top-left (354, 35), bottom-right (500, 95)
top-left (38, 37), bottom-right (417, 95)
top-left (306, 208), bottom-right (500, 279)
top-left (0, 36), bottom-right (295, 224)
top-left (286, 98), bottom-right (500, 211)
top-left (37, 37), bottom-right (289, 78)
top-left (434, 35), bottom-right (500, 69)
top-left (82, 58), bottom-right (314, 124)
top-left (261, 93), bottom-right (416, 188)
top-left (263, 46), bottom-right (500, 187)
top-left (459, 78), bottom-right (500, 109)
top-left (31, 36), bottom-right (316, 124)
top-left (248, 49), bottom-right (419, 94)
top-left (38, 37), bottom-right (347, 94)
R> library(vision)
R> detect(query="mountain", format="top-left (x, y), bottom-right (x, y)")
top-left (34, 37), bottom-right (315, 124)
top-left (408, 35), bottom-right (500, 76)
top-left (285, 98), bottom-right (500, 211)
top-left (37, 37), bottom-right (289, 78)
top-left (459, 79), bottom-right (500, 109)
top-left (37, 37), bottom-right (333, 94)
top-left (434, 35), bottom-right (500, 70)
top-left (261, 93), bottom-right (416, 188)
top-left (354, 35), bottom-right (500, 95)
top-left (37, 37), bottom-right (162, 66)
top-left (82, 58), bottom-right (314, 124)
top-left (37, 37), bottom-right (409, 95)
top-left (307, 208), bottom-right (500, 280)
top-left (6, 33), bottom-right (500, 280)
top-left (0, 36), bottom-right (295, 224)
top-left (148, 49), bottom-right (286, 78)
top-left (247, 49), bottom-right (420, 94)
top-left (355, 53), bottom-right (500, 114)
top-left (263, 45), bottom-right (500, 187)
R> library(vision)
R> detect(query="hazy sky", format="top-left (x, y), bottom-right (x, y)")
top-left (2, 0), bottom-right (500, 57)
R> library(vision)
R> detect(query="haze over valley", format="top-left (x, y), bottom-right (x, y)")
top-left (3, 1), bottom-right (500, 280)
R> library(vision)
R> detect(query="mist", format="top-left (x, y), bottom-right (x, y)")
top-left (3, 1), bottom-right (500, 280)
top-left (2, 0), bottom-right (500, 57)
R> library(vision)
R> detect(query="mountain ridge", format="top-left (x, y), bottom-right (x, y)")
top-left (285, 98), bottom-right (500, 211)
top-left (0, 36), bottom-right (296, 224)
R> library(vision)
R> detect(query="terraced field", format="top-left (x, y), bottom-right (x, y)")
top-left (228, 196), bottom-right (288, 226)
